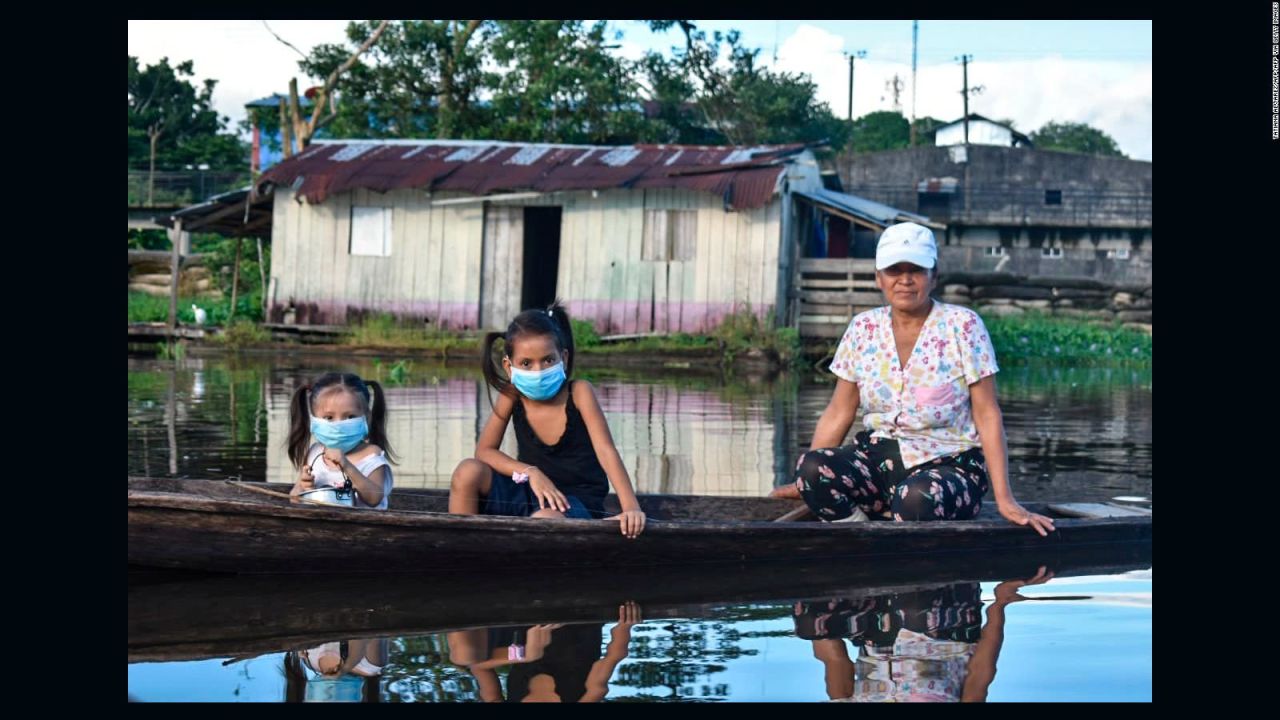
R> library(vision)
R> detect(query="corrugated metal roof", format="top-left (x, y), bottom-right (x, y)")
top-left (792, 188), bottom-right (933, 228)
top-left (256, 140), bottom-right (808, 209)
top-left (157, 186), bottom-right (274, 238)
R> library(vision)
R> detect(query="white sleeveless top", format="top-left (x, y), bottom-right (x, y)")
top-left (306, 443), bottom-right (393, 510)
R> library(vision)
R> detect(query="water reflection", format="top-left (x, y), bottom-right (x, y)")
top-left (284, 639), bottom-right (387, 702)
top-left (128, 563), bottom-right (1149, 702)
top-left (798, 568), bottom-right (1052, 702)
top-left (448, 602), bottom-right (641, 702)
top-left (128, 352), bottom-right (1151, 502)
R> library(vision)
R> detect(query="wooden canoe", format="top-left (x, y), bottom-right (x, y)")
top-left (128, 543), bottom-right (1152, 664)
top-left (128, 477), bottom-right (1151, 574)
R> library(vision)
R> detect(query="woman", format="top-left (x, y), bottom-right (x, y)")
top-left (774, 222), bottom-right (1053, 535)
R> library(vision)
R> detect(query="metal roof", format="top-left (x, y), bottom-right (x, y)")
top-left (791, 188), bottom-right (936, 229)
top-left (155, 187), bottom-right (274, 238)
top-left (255, 140), bottom-right (811, 210)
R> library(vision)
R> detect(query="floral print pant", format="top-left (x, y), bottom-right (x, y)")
top-left (796, 431), bottom-right (989, 522)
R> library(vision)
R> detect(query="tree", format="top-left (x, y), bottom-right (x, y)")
top-left (128, 57), bottom-right (246, 202)
top-left (299, 20), bottom-right (493, 140)
top-left (273, 20), bottom-right (390, 155)
top-left (1029, 121), bottom-right (1126, 157)
top-left (488, 21), bottom-right (647, 144)
top-left (848, 111), bottom-right (909, 153)
top-left (644, 22), bottom-right (850, 151)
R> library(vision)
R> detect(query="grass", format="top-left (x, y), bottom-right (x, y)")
top-left (208, 319), bottom-right (272, 348)
top-left (128, 290), bottom-right (264, 324)
top-left (344, 314), bottom-right (481, 357)
top-left (576, 307), bottom-right (803, 367)
top-left (981, 312), bottom-right (1151, 364)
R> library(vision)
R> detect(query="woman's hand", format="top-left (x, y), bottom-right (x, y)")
top-left (609, 509), bottom-right (647, 539)
top-left (997, 498), bottom-right (1056, 537)
top-left (993, 565), bottom-right (1055, 605)
top-left (615, 601), bottom-right (642, 630)
top-left (527, 468), bottom-right (569, 513)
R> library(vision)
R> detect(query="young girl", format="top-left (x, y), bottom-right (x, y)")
top-left (448, 301), bottom-right (647, 539)
top-left (288, 372), bottom-right (396, 509)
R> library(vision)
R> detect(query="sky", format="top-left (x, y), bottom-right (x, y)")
top-left (127, 19), bottom-right (1152, 160)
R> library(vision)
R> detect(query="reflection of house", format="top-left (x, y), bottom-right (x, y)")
top-left (254, 139), bottom-right (924, 336)
top-left (265, 377), bottom-right (783, 496)
top-left (839, 144), bottom-right (1151, 284)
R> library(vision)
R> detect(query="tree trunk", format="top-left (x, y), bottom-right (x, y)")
top-left (229, 238), bottom-right (243, 322)
top-left (278, 98), bottom-right (293, 158)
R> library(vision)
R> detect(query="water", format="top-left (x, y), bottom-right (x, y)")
top-left (127, 349), bottom-right (1151, 702)
top-left (127, 351), bottom-right (1151, 502)
top-left (127, 568), bottom-right (1152, 702)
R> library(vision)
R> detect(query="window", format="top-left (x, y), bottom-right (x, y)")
top-left (642, 210), bottom-right (696, 261)
top-left (350, 206), bottom-right (392, 257)
top-left (1044, 189), bottom-right (1063, 205)
top-left (1041, 247), bottom-right (1063, 259)
top-left (1107, 248), bottom-right (1131, 259)
top-left (983, 246), bottom-right (1005, 257)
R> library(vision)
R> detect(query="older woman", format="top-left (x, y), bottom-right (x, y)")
top-left (776, 222), bottom-right (1054, 536)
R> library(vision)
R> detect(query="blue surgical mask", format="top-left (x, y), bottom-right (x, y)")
top-left (310, 415), bottom-right (368, 452)
top-left (509, 362), bottom-right (566, 401)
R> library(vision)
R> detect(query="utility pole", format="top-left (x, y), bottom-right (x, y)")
top-left (910, 20), bottom-right (919, 146)
top-left (958, 54), bottom-right (973, 145)
top-left (847, 49), bottom-right (866, 120)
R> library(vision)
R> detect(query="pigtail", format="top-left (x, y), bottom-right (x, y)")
top-left (287, 383), bottom-right (313, 469)
top-left (546, 299), bottom-right (575, 379)
top-left (364, 380), bottom-right (397, 464)
top-left (283, 652), bottom-right (307, 703)
top-left (480, 331), bottom-right (511, 401)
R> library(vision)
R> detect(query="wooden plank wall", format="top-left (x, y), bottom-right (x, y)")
top-left (795, 257), bottom-right (881, 338)
top-left (271, 189), bottom-right (486, 328)
top-left (270, 187), bottom-right (783, 334)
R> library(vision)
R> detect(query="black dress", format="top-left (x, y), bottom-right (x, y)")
top-left (483, 380), bottom-right (610, 519)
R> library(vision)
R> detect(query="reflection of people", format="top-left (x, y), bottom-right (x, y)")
top-left (287, 372), bottom-right (397, 508)
top-left (772, 223), bottom-right (1053, 535)
top-left (283, 637), bottom-right (388, 702)
top-left (448, 602), bottom-right (641, 702)
top-left (448, 301), bottom-right (646, 538)
top-left (797, 568), bottom-right (1053, 702)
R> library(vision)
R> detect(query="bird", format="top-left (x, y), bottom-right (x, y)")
top-left (191, 304), bottom-right (207, 325)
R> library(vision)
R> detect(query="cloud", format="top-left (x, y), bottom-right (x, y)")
top-left (129, 20), bottom-right (352, 133)
top-left (770, 24), bottom-right (1151, 160)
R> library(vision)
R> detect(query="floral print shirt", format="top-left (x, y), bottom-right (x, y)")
top-left (828, 301), bottom-right (999, 469)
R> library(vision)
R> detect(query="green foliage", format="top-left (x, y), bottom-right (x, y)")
top-left (981, 312), bottom-right (1151, 364)
top-left (292, 20), bottom-right (848, 151)
top-left (210, 319), bottom-right (271, 348)
top-left (190, 234), bottom-right (272, 300)
top-left (128, 290), bottom-right (264, 324)
top-left (571, 319), bottom-right (602, 347)
top-left (128, 229), bottom-right (169, 250)
top-left (128, 56), bottom-right (247, 171)
top-left (345, 314), bottom-right (480, 356)
top-left (848, 110), bottom-right (910, 153)
top-left (1029, 121), bottom-right (1127, 158)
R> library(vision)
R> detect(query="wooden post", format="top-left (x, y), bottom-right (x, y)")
top-left (167, 218), bottom-right (184, 336)
top-left (229, 237), bottom-right (243, 322)
top-left (257, 237), bottom-right (267, 317)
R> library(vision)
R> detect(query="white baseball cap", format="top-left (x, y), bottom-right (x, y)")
top-left (875, 222), bottom-right (937, 270)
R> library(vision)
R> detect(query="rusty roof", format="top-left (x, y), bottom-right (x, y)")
top-left (256, 140), bottom-right (810, 210)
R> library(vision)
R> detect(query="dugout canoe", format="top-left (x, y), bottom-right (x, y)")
top-left (128, 477), bottom-right (1151, 574)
